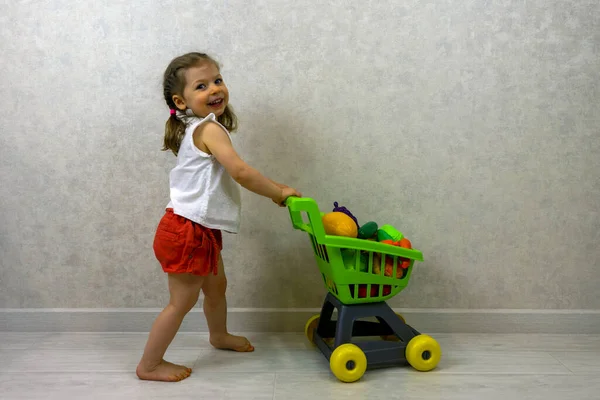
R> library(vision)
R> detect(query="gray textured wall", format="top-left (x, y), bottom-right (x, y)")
top-left (1, 0), bottom-right (598, 311)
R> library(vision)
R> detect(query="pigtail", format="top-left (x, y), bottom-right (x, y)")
top-left (218, 105), bottom-right (238, 132)
top-left (162, 113), bottom-right (186, 156)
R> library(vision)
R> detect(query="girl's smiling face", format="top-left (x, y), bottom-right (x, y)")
top-left (173, 61), bottom-right (229, 118)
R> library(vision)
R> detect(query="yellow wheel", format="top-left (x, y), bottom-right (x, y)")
top-left (406, 334), bottom-right (441, 372)
top-left (329, 343), bottom-right (367, 383)
top-left (304, 314), bottom-right (320, 344)
top-left (381, 313), bottom-right (406, 341)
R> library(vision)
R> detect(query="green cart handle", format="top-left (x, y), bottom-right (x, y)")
top-left (285, 196), bottom-right (327, 240)
top-left (286, 196), bottom-right (424, 262)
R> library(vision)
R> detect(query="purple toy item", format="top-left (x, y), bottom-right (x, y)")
top-left (332, 201), bottom-right (359, 228)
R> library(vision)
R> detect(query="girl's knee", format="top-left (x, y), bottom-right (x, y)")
top-left (169, 296), bottom-right (198, 315)
top-left (168, 288), bottom-right (201, 314)
top-left (203, 277), bottom-right (227, 301)
top-left (167, 273), bottom-right (204, 312)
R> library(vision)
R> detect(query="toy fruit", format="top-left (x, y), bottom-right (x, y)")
top-left (332, 202), bottom-right (358, 228)
top-left (322, 212), bottom-right (358, 238)
top-left (342, 249), bottom-right (368, 272)
top-left (400, 257), bottom-right (411, 269)
top-left (379, 225), bottom-right (403, 241)
top-left (384, 262), bottom-right (393, 277)
top-left (358, 221), bottom-right (378, 239)
top-left (373, 253), bottom-right (382, 274)
top-left (341, 249), bottom-right (355, 268)
top-left (360, 252), bottom-right (369, 272)
top-left (358, 286), bottom-right (365, 298)
top-left (399, 238), bottom-right (412, 249)
top-left (392, 260), bottom-right (407, 278)
top-left (371, 284), bottom-right (380, 296)
top-left (357, 285), bottom-right (367, 298)
top-left (380, 240), bottom-right (411, 277)
top-left (359, 284), bottom-right (392, 296)
top-left (383, 257), bottom-right (403, 278)
top-left (357, 284), bottom-right (380, 298)
top-left (377, 229), bottom-right (393, 242)
top-left (399, 238), bottom-right (412, 268)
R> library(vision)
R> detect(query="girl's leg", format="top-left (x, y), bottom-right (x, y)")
top-left (201, 256), bottom-right (254, 352)
top-left (137, 273), bottom-right (205, 382)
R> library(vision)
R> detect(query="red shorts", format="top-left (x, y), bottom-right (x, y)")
top-left (153, 208), bottom-right (222, 276)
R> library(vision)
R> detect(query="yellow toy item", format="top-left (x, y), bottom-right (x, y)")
top-left (322, 212), bottom-right (358, 238)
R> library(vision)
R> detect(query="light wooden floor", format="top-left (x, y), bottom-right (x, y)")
top-left (1, 332), bottom-right (599, 399)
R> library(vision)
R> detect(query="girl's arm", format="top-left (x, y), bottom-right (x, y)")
top-left (197, 122), bottom-right (293, 204)
top-left (269, 179), bottom-right (288, 189)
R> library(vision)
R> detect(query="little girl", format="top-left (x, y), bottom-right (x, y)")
top-left (136, 52), bottom-right (302, 382)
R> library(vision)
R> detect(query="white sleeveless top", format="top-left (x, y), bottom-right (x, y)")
top-left (166, 113), bottom-right (241, 233)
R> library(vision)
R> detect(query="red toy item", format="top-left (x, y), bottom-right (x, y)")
top-left (399, 238), bottom-right (412, 269)
top-left (379, 239), bottom-right (413, 276)
top-left (370, 236), bottom-right (415, 278)
top-left (357, 284), bottom-right (393, 298)
top-left (357, 284), bottom-right (379, 298)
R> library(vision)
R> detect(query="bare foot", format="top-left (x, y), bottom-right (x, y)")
top-left (136, 359), bottom-right (192, 382)
top-left (210, 334), bottom-right (254, 352)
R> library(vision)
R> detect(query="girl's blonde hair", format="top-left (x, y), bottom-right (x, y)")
top-left (162, 52), bottom-right (238, 156)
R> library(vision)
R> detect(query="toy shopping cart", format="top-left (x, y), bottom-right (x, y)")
top-left (286, 196), bottom-right (441, 382)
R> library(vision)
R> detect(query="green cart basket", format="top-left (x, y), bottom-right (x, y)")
top-left (286, 196), bottom-right (441, 383)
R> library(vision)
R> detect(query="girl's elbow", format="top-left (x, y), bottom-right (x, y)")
top-left (230, 164), bottom-right (250, 183)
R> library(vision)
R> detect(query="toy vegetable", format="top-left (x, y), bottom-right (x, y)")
top-left (332, 202), bottom-right (358, 228)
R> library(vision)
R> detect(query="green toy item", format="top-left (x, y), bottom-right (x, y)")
top-left (377, 229), bottom-right (393, 242)
top-left (286, 197), bottom-right (440, 384)
top-left (379, 224), bottom-right (403, 241)
top-left (357, 221), bottom-right (378, 239)
top-left (286, 197), bottom-right (423, 304)
top-left (342, 249), bottom-right (369, 272)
